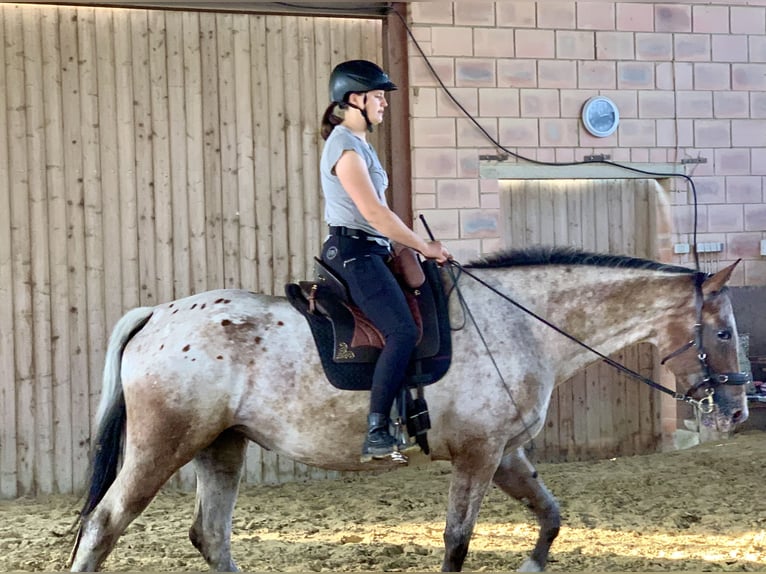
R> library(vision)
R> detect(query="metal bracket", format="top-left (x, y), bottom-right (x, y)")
top-left (479, 154), bottom-right (510, 162)
top-left (681, 157), bottom-right (708, 165)
top-left (583, 154), bottom-right (611, 162)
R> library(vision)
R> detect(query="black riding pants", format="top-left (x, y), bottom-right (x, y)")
top-left (321, 234), bottom-right (418, 417)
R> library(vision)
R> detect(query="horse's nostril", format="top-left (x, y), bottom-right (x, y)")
top-left (733, 409), bottom-right (745, 424)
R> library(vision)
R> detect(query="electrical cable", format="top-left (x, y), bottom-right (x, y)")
top-left (389, 5), bottom-right (702, 271)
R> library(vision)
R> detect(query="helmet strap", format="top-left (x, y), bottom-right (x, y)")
top-left (345, 94), bottom-right (374, 133)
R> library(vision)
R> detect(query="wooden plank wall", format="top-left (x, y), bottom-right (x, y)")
top-left (500, 178), bottom-right (666, 462)
top-left (0, 3), bottom-right (383, 498)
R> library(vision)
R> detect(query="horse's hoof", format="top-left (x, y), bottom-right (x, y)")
top-left (517, 558), bottom-right (543, 572)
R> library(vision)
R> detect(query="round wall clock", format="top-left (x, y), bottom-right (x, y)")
top-left (581, 96), bottom-right (620, 137)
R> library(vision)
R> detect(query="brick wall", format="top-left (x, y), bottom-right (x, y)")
top-left (407, 1), bottom-right (766, 286)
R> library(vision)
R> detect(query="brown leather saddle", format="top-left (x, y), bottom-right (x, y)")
top-left (285, 246), bottom-right (452, 392)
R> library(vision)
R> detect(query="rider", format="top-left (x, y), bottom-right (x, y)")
top-left (319, 59), bottom-right (451, 462)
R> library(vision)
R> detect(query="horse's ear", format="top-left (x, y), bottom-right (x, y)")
top-left (702, 259), bottom-right (740, 296)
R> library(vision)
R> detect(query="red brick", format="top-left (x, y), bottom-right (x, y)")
top-left (561, 89), bottom-right (598, 117)
top-left (516, 29), bottom-right (555, 59)
top-left (655, 4), bottom-right (691, 33)
top-left (556, 30), bottom-right (595, 60)
top-left (431, 26), bottom-right (473, 57)
top-left (674, 34), bottom-right (710, 62)
top-left (461, 209), bottom-right (500, 239)
top-left (616, 119), bottom-right (655, 146)
top-left (732, 64), bottom-right (766, 91)
top-left (672, 204), bottom-right (700, 234)
top-left (474, 28), bottom-right (515, 58)
top-left (750, 37), bottom-right (766, 64)
top-left (578, 61), bottom-right (617, 89)
top-left (456, 117), bottom-right (498, 147)
top-left (415, 209), bottom-right (459, 239)
top-left (732, 119), bottom-right (766, 147)
top-left (596, 31), bottom-right (635, 60)
top-left (731, 6), bottom-right (766, 35)
top-left (478, 88), bottom-right (519, 117)
top-left (714, 92), bottom-right (749, 119)
top-left (538, 60), bottom-right (577, 88)
top-left (706, 204), bottom-right (743, 233)
top-left (751, 93), bottom-right (766, 118)
top-left (744, 261), bottom-right (766, 286)
top-left (693, 63), bottom-right (731, 91)
top-left (413, 148), bottom-right (457, 178)
top-left (692, 5), bottom-right (729, 34)
top-left (409, 56), bottom-right (455, 87)
top-left (520, 89), bottom-right (560, 117)
top-left (601, 89), bottom-right (638, 117)
top-left (631, 148), bottom-right (650, 162)
top-left (617, 62), bottom-right (654, 89)
top-left (636, 33), bottom-right (673, 61)
top-left (657, 62), bottom-right (693, 90)
top-left (412, 118), bottom-right (457, 148)
top-left (676, 91), bottom-right (713, 118)
top-left (577, 2), bottom-right (615, 30)
top-left (497, 59), bottom-right (537, 88)
top-left (712, 35), bottom-right (748, 64)
top-left (412, 87), bottom-right (437, 117)
top-left (617, 3), bottom-right (654, 32)
top-left (726, 176), bottom-right (763, 204)
top-left (694, 120), bottom-right (731, 147)
top-left (744, 204), bottom-right (766, 232)
top-left (496, 2), bottom-right (536, 28)
top-left (436, 87), bottom-right (479, 117)
top-left (715, 149), bottom-right (750, 176)
top-left (638, 91), bottom-right (675, 118)
top-left (454, 1), bottom-right (495, 26)
top-left (540, 119), bottom-right (579, 147)
top-left (410, 3), bottom-right (453, 25)
top-left (455, 58), bottom-right (496, 87)
top-left (499, 118), bottom-right (539, 147)
top-left (753, 150), bottom-right (766, 176)
top-left (726, 232), bottom-right (763, 259)
top-left (457, 149), bottom-right (480, 178)
top-left (695, 177), bottom-right (727, 204)
top-left (538, 1), bottom-right (576, 30)
top-left (437, 179), bottom-right (479, 209)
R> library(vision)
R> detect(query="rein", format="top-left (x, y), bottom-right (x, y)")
top-left (446, 260), bottom-right (748, 415)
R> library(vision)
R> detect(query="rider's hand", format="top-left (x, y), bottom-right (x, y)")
top-left (422, 240), bottom-right (451, 264)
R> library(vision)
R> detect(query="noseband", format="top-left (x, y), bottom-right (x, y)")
top-left (659, 272), bottom-right (750, 413)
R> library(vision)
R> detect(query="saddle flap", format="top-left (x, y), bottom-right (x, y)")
top-left (391, 244), bottom-right (425, 289)
top-left (313, 257), bottom-right (349, 302)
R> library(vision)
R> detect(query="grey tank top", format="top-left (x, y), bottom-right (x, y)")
top-left (320, 125), bottom-right (389, 239)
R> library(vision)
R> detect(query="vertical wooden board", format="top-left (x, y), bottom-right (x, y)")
top-left (266, 15), bottom-right (288, 295)
top-left (313, 16), bottom-right (331, 123)
top-left (606, 180), bottom-right (622, 254)
top-left (298, 16), bottom-right (322, 276)
top-left (597, 359), bottom-right (615, 458)
top-left (283, 16), bottom-right (305, 286)
top-left (565, 180), bottom-right (583, 248)
top-left (622, 345), bottom-right (640, 457)
top-left (509, 184), bottom-right (526, 248)
top-left (542, 388), bottom-right (560, 462)
top-left (551, 180), bottom-right (568, 246)
top-left (94, 9), bottom-right (122, 332)
top-left (216, 13), bottom-right (240, 290)
top-left (148, 10), bottom-right (174, 305)
top-left (634, 181), bottom-right (651, 259)
top-left (638, 343), bottom-right (659, 452)
top-left (80, 7), bottom-right (107, 428)
top-left (6, 4), bottom-right (35, 494)
top-left (0, 4), bottom-right (18, 498)
top-left (183, 11), bottom-right (207, 296)
top-left (556, 376), bottom-right (575, 460)
top-left (593, 180), bottom-right (610, 253)
top-left (329, 18), bottom-right (346, 68)
top-left (131, 10), bottom-right (158, 307)
top-left (41, 7), bottom-right (73, 494)
top-left (250, 15), bottom-right (272, 296)
top-left (584, 363), bottom-right (602, 456)
top-left (232, 14), bottom-right (255, 291)
top-left (60, 6), bottom-right (90, 490)
top-left (114, 10), bottom-right (139, 311)
top-left (620, 182), bottom-right (636, 257)
top-left (569, 370), bottom-right (588, 460)
top-left (166, 11), bottom-right (190, 299)
top-left (580, 181), bottom-right (595, 251)
top-left (523, 180), bottom-right (540, 245)
top-left (200, 12), bottom-right (223, 290)
top-left (344, 17), bottom-right (362, 58)
top-left (538, 180), bottom-right (554, 245)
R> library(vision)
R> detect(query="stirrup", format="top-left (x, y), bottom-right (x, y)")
top-left (360, 450), bottom-right (408, 465)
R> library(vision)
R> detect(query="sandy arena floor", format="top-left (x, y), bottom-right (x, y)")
top-left (1, 430), bottom-right (765, 572)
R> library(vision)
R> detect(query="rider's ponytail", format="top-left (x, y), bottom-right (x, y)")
top-left (321, 103), bottom-right (343, 140)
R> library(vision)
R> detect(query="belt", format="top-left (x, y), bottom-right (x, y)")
top-left (328, 226), bottom-right (387, 242)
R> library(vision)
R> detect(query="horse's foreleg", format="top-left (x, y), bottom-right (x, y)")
top-left (492, 448), bottom-right (560, 572)
top-left (189, 429), bottom-right (248, 572)
top-left (441, 458), bottom-right (499, 572)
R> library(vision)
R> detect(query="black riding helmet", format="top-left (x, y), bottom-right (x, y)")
top-left (329, 59), bottom-right (398, 104)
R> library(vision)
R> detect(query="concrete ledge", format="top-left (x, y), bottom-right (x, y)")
top-left (480, 162), bottom-right (680, 180)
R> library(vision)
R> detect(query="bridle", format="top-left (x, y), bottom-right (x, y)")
top-left (658, 272), bottom-right (750, 413)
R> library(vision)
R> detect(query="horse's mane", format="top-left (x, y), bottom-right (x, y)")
top-left (465, 246), bottom-right (697, 275)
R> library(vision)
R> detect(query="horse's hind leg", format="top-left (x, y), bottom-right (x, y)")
top-left (492, 448), bottom-right (560, 572)
top-left (189, 429), bottom-right (248, 572)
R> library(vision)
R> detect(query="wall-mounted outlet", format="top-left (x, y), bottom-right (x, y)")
top-left (696, 242), bottom-right (724, 253)
top-left (674, 243), bottom-right (690, 254)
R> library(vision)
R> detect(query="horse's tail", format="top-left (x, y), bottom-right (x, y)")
top-left (81, 306), bottom-right (154, 517)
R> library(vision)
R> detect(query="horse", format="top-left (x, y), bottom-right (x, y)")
top-left (68, 247), bottom-right (749, 572)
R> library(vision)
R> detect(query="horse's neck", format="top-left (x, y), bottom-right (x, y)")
top-left (459, 265), bottom-right (693, 381)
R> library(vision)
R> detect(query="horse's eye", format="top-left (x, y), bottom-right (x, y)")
top-left (717, 330), bottom-right (732, 340)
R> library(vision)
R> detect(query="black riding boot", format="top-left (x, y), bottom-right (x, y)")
top-left (360, 413), bottom-right (397, 461)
